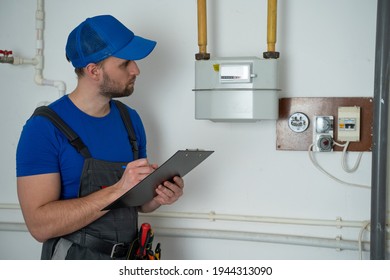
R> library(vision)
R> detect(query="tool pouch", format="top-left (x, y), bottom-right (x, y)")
top-left (127, 223), bottom-right (161, 260)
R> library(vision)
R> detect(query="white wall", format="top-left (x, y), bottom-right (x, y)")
top-left (0, 0), bottom-right (379, 260)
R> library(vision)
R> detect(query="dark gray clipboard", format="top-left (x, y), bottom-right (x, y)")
top-left (103, 150), bottom-right (214, 210)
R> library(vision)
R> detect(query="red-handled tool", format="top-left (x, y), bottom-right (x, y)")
top-left (137, 223), bottom-right (151, 257)
top-left (127, 223), bottom-right (160, 260)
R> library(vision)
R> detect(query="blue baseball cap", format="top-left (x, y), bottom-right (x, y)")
top-left (66, 15), bottom-right (157, 68)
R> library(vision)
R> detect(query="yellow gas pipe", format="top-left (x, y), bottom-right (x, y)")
top-left (196, 0), bottom-right (210, 60)
top-left (263, 0), bottom-right (280, 59)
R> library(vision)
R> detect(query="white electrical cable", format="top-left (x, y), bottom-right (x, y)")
top-left (333, 141), bottom-right (364, 173)
top-left (308, 144), bottom-right (370, 189)
top-left (358, 221), bottom-right (370, 260)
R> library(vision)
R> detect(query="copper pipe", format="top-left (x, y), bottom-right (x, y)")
top-left (196, 0), bottom-right (210, 60)
top-left (263, 0), bottom-right (280, 59)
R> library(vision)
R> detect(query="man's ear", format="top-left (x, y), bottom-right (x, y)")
top-left (85, 63), bottom-right (101, 81)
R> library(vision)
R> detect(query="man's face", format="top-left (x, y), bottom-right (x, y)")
top-left (98, 57), bottom-right (140, 98)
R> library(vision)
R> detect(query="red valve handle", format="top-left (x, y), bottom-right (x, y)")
top-left (0, 50), bottom-right (13, 56)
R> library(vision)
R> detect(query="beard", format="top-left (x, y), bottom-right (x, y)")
top-left (99, 71), bottom-right (135, 99)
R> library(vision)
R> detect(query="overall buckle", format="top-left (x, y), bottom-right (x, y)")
top-left (110, 243), bottom-right (124, 259)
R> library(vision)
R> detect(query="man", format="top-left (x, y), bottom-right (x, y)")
top-left (16, 15), bottom-right (184, 259)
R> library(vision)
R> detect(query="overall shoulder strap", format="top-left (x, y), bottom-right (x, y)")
top-left (113, 100), bottom-right (139, 160)
top-left (32, 106), bottom-right (92, 158)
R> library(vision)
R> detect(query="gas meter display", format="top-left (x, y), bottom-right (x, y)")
top-left (219, 64), bottom-right (251, 83)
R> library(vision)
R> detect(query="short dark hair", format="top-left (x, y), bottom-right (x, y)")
top-left (74, 67), bottom-right (85, 78)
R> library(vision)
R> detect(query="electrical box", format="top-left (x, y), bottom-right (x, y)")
top-left (277, 97), bottom-right (373, 151)
top-left (337, 106), bottom-right (361, 142)
top-left (313, 116), bottom-right (334, 152)
top-left (194, 57), bottom-right (280, 121)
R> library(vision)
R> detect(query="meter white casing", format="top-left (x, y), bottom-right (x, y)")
top-left (194, 57), bottom-right (280, 121)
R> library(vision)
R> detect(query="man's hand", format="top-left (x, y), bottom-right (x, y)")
top-left (138, 176), bottom-right (184, 213)
top-left (154, 176), bottom-right (184, 205)
top-left (117, 159), bottom-right (157, 195)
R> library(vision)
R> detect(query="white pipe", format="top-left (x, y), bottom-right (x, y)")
top-left (3, 0), bottom-right (66, 96)
top-left (11, 56), bottom-right (36, 65)
top-left (140, 211), bottom-right (372, 229)
top-left (0, 221), bottom-right (378, 253)
top-left (2, 205), bottom-right (387, 255)
top-left (34, 0), bottom-right (66, 96)
top-left (0, 203), bottom-right (382, 230)
top-left (1, 206), bottom-right (385, 255)
top-left (0, 222), bottom-right (28, 232)
top-left (0, 203), bottom-right (20, 210)
top-left (155, 227), bottom-right (374, 252)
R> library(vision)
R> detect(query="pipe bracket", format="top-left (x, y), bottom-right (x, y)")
top-left (208, 211), bottom-right (216, 222)
top-left (263, 51), bottom-right (280, 59)
top-left (336, 217), bottom-right (343, 229)
top-left (335, 235), bottom-right (343, 251)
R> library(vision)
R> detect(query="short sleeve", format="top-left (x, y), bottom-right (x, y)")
top-left (16, 116), bottom-right (61, 177)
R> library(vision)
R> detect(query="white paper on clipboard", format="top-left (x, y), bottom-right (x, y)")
top-left (103, 149), bottom-right (214, 210)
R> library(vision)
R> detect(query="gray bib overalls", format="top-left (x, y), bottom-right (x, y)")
top-left (33, 101), bottom-right (139, 259)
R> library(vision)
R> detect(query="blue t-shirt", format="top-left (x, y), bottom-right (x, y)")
top-left (16, 95), bottom-right (147, 199)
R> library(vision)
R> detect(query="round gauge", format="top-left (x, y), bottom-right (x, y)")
top-left (288, 112), bottom-right (310, 133)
